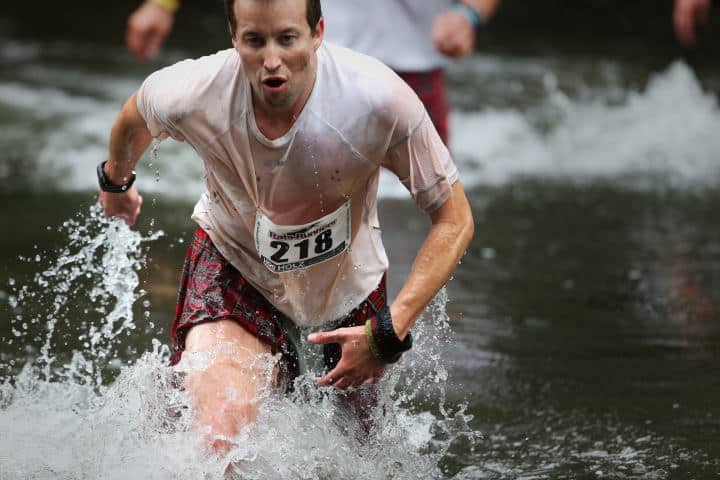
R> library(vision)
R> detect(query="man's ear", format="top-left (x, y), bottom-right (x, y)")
top-left (313, 17), bottom-right (325, 50)
top-left (229, 23), bottom-right (237, 48)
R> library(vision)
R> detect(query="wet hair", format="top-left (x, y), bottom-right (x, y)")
top-left (224, 0), bottom-right (323, 37)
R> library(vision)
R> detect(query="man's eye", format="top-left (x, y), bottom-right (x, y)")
top-left (280, 35), bottom-right (297, 45)
top-left (245, 36), bottom-right (264, 46)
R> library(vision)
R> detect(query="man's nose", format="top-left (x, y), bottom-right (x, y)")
top-left (263, 44), bottom-right (282, 72)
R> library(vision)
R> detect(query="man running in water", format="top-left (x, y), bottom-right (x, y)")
top-left (100, 0), bottom-right (474, 452)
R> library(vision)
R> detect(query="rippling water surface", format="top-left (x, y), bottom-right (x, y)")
top-left (1, 10), bottom-right (720, 479)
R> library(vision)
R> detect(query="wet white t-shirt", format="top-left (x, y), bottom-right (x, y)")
top-left (323, 0), bottom-right (453, 72)
top-left (136, 43), bottom-right (458, 326)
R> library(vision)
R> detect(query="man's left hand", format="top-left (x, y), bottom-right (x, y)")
top-left (308, 326), bottom-right (385, 389)
top-left (432, 10), bottom-right (477, 58)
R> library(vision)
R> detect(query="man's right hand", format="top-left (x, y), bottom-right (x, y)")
top-left (126, 1), bottom-right (176, 61)
top-left (99, 187), bottom-right (143, 226)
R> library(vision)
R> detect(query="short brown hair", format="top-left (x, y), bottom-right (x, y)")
top-left (224, 0), bottom-right (322, 37)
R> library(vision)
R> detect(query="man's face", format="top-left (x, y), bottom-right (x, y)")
top-left (233, 0), bottom-right (323, 113)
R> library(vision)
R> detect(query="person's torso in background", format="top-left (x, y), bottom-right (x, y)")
top-left (323, 0), bottom-right (453, 72)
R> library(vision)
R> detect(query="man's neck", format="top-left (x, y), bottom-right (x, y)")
top-left (254, 70), bottom-right (317, 141)
top-left (254, 108), bottom-right (297, 140)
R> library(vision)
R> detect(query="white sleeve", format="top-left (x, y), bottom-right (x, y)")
top-left (377, 73), bottom-right (459, 212)
top-left (383, 112), bottom-right (458, 212)
top-left (135, 56), bottom-right (211, 142)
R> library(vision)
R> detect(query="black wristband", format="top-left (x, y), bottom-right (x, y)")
top-left (370, 306), bottom-right (412, 364)
top-left (97, 161), bottom-right (136, 193)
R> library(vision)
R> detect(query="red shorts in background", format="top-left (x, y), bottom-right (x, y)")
top-left (398, 68), bottom-right (450, 145)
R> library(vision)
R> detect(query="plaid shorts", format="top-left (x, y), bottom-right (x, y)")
top-left (170, 227), bottom-right (388, 390)
top-left (398, 68), bottom-right (450, 145)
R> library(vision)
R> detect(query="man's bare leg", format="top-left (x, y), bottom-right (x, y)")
top-left (182, 319), bottom-right (277, 453)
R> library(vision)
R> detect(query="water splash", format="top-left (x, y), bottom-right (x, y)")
top-left (0, 342), bottom-right (214, 480)
top-left (0, 207), bottom-right (472, 479)
top-left (3, 204), bottom-right (163, 386)
top-left (206, 289), bottom-right (476, 480)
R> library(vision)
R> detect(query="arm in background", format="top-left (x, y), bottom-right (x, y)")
top-left (432, 0), bottom-right (501, 58)
top-left (126, 0), bottom-right (179, 61)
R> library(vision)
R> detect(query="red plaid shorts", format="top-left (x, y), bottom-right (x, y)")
top-left (170, 228), bottom-right (387, 389)
top-left (398, 68), bottom-right (449, 145)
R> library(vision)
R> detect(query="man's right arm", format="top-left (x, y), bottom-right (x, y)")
top-left (99, 93), bottom-right (152, 225)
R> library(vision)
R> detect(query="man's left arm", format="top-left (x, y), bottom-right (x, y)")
top-left (388, 181), bottom-right (475, 339)
top-left (308, 181), bottom-right (474, 388)
top-left (433, 0), bottom-right (501, 58)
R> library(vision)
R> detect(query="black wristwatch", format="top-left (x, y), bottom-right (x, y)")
top-left (365, 306), bottom-right (413, 364)
top-left (97, 161), bottom-right (136, 193)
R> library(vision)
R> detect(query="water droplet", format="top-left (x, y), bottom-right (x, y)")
top-left (481, 247), bottom-right (496, 260)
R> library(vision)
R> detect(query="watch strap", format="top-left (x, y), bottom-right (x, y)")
top-left (97, 161), bottom-right (136, 193)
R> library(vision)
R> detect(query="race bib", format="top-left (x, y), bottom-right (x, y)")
top-left (254, 201), bottom-right (351, 273)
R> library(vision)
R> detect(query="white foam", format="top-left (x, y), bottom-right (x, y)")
top-left (0, 353), bottom-right (215, 480)
top-left (0, 39), bottom-right (41, 62)
top-left (451, 61), bottom-right (720, 189)
top-left (0, 82), bottom-right (102, 118)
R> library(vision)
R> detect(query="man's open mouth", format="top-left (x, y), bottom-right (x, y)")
top-left (263, 78), bottom-right (286, 88)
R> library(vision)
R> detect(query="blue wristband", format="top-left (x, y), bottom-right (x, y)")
top-left (451, 2), bottom-right (485, 29)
